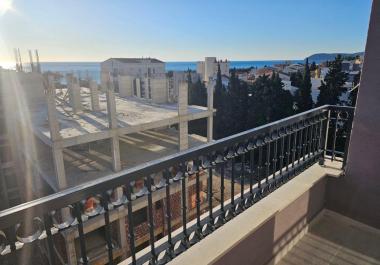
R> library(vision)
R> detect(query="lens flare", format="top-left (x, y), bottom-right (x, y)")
top-left (0, 0), bottom-right (14, 15)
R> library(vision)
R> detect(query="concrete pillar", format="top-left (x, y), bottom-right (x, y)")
top-left (52, 146), bottom-right (67, 189)
top-left (178, 82), bottom-right (189, 151)
top-left (45, 75), bottom-right (67, 191)
top-left (135, 78), bottom-right (141, 98)
top-left (65, 233), bottom-right (77, 265)
top-left (89, 79), bottom-right (100, 111)
top-left (207, 82), bottom-right (214, 142)
top-left (46, 76), bottom-right (61, 141)
top-left (106, 80), bottom-right (121, 172)
top-left (69, 77), bottom-right (83, 113)
top-left (106, 86), bottom-right (118, 129)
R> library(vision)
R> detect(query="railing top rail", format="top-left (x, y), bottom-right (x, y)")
top-left (0, 105), bottom-right (347, 227)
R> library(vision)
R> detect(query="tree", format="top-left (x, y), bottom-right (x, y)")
top-left (188, 78), bottom-right (207, 106)
top-left (295, 58), bottom-right (313, 112)
top-left (187, 72), bottom-right (207, 136)
top-left (290, 71), bottom-right (303, 88)
top-left (317, 55), bottom-right (348, 106)
top-left (213, 63), bottom-right (228, 139)
top-left (227, 69), bottom-right (248, 135)
top-left (310, 61), bottom-right (317, 71)
top-left (246, 73), bottom-right (294, 129)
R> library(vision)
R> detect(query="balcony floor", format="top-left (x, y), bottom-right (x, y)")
top-left (277, 211), bottom-right (380, 265)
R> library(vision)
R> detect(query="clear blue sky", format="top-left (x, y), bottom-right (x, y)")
top-left (0, 0), bottom-right (372, 63)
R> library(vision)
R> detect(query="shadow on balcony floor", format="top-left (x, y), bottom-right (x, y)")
top-left (277, 211), bottom-right (380, 265)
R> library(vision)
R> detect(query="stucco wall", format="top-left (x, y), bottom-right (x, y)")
top-left (325, 1), bottom-right (380, 229)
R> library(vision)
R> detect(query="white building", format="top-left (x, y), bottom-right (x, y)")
top-left (101, 58), bottom-right (168, 103)
top-left (283, 63), bottom-right (305, 74)
top-left (197, 57), bottom-right (229, 82)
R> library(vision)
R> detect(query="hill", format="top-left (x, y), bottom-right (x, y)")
top-left (306, 52), bottom-right (364, 62)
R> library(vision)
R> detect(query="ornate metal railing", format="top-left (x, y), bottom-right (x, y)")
top-left (0, 105), bottom-right (354, 265)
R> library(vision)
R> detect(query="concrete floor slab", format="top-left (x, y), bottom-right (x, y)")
top-left (32, 88), bottom-right (209, 140)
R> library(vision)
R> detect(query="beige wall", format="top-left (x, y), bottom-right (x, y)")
top-left (325, 0), bottom-right (380, 229)
top-left (213, 178), bottom-right (326, 265)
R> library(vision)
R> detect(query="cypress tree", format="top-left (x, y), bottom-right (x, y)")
top-left (214, 63), bottom-right (227, 139)
top-left (295, 58), bottom-right (313, 112)
top-left (227, 69), bottom-right (248, 134)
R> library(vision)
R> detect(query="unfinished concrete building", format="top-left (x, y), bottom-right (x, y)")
top-left (0, 66), bottom-right (216, 263)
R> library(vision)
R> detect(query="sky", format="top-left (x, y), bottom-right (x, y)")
top-left (0, 0), bottom-right (373, 64)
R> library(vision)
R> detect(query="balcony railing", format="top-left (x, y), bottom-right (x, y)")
top-left (0, 105), bottom-right (354, 265)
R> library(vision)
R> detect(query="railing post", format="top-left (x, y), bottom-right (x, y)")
top-left (320, 109), bottom-right (331, 165)
top-left (342, 110), bottom-right (354, 170)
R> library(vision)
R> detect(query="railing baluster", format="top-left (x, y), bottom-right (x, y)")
top-left (265, 138), bottom-right (271, 191)
top-left (286, 128), bottom-right (291, 175)
top-left (219, 160), bottom-right (226, 224)
top-left (207, 158), bottom-right (215, 232)
top-left (163, 169), bottom-right (174, 261)
top-left (8, 224), bottom-right (18, 264)
top-left (308, 120), bottom-right (313, 160)
top-left (43, 213), bottom-right (55, 265)
top-left (249, 147), bottom-right (255, 202)
top-left (74, 202), bottom-right (88, 265)
top-left (311, 118), bottom-right (317, 158)
top-left (125, 182), bottom-right (136, 265)
top-left (272, 132), bottom-right (279, 186)
top-left (279, 130), bottom-right (285, 181)
top-left (239, 152), bottom-right (246, 211)
top-left (101, 192), bottom-right (114, 265)
top-left (321, 110), bottom-right (331, 164)
top-left (331, 111), bottom-right (339, 161)
top-left (229, 156), bottom-right (236, 218)
top-left (292, 126), bottom-right (297, 173)
top-left (257, 143), bottom-right (263, 195)
top-left (297, 123), bottom-right (303, 165)
top-left (145, 176), bottom-right (157, 263)
top-left (303, 121), bottom-right (308, 162)
top-left (178, 163), bottom-right (190, 252)
top-left (192, 159), bottom-right (203, 243)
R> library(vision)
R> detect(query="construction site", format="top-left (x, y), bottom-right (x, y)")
top-left (0, 50), bottom-right (246, 264)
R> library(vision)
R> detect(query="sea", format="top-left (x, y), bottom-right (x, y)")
top-left (2, 60), bottom-right (304, 83)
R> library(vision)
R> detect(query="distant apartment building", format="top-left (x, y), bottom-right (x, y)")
top-left (282, 63), bottom-right (304, 74)
top-left (197, 57), bottom-right (229, 83)
top-left (101, 58), bottom-right (167, 103)
top-left (101, 58), bottom-right (202, 104)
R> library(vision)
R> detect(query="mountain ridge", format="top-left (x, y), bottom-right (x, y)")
top-left (306, 52), bottom-right (364, 62)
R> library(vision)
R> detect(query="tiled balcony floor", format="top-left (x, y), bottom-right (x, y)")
top-left (277, 211), bottom-right (380, 265)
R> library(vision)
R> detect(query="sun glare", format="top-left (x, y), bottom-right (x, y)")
top-left (0, 0), bottom-right (14, 15)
